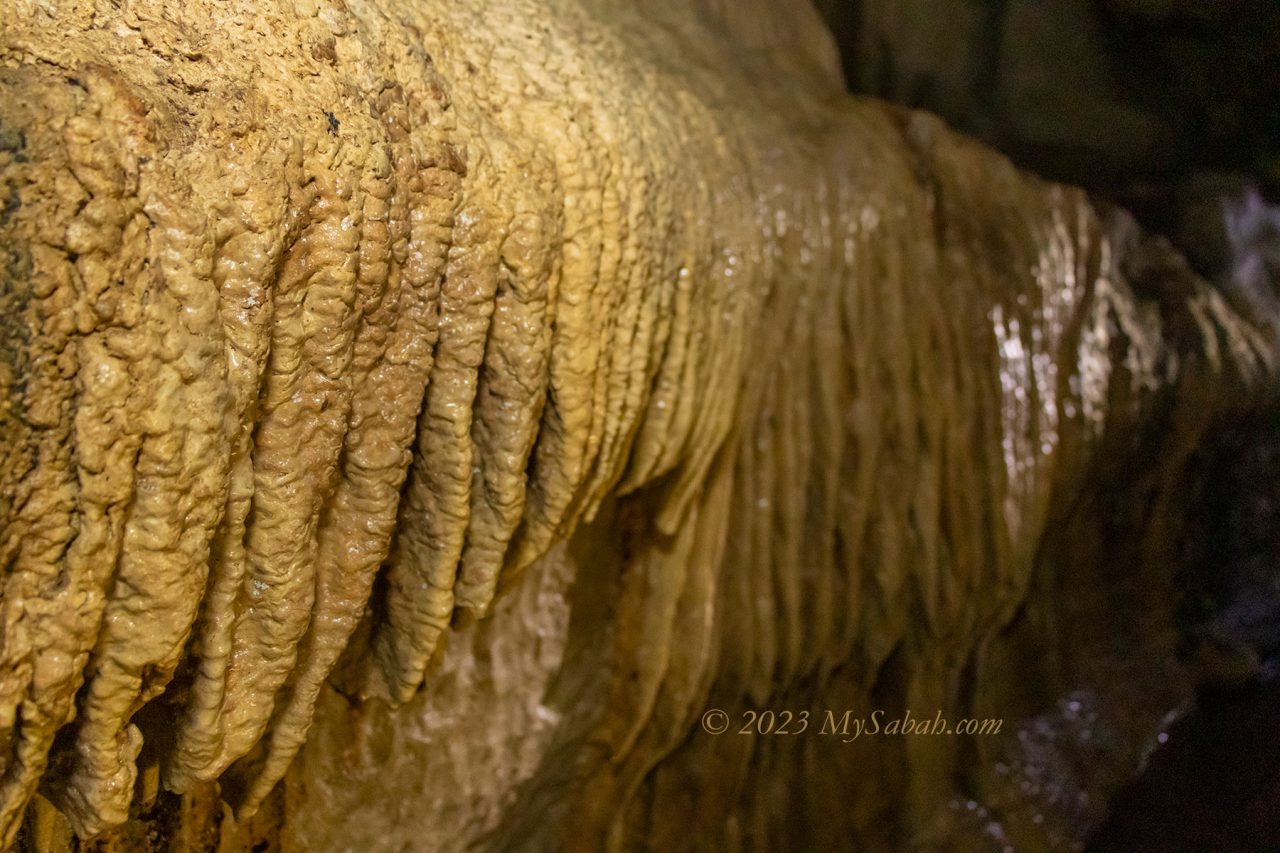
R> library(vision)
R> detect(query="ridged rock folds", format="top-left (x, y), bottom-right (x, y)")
top-left (0, 0), bottom-right (1272, 848)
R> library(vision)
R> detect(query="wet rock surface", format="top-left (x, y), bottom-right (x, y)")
top-left (0, 0), bottom-right (1276, 850)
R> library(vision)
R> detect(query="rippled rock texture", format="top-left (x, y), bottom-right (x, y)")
top-left (0, 0), bottom-right (1275, 849)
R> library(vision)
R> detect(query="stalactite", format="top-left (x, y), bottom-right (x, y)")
top-left (0, 0), bottom-right (1273, 849)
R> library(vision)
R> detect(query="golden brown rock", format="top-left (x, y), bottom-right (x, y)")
top-left (0, 0), bottom-right (1275, 849)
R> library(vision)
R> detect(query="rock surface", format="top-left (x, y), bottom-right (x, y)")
top-left (823, 0), bottom-right (1280, 202)
top-left (0, 0), bottom-right (1274, 849)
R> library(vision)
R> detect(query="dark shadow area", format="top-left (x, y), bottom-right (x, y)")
top-left (1088, 407), bottom-right (1280, 851)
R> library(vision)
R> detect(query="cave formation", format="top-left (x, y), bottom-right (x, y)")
top-left (0, 0), bottom-right (1276, 850)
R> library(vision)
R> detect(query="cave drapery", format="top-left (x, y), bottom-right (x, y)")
top-left (0, 0), bottom-right (1275, 850)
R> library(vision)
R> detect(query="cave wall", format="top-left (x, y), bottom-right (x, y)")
top-left (818, 0), bottom-right (1280, 197)
top-left (0, 0), bottom-right (1276, 850)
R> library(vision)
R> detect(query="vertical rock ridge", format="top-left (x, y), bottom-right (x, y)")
top-left (0, 0), bottom-right (1275, 848)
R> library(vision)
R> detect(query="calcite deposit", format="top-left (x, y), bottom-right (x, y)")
top-left (0, 0), bottom-right (1273, 850)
